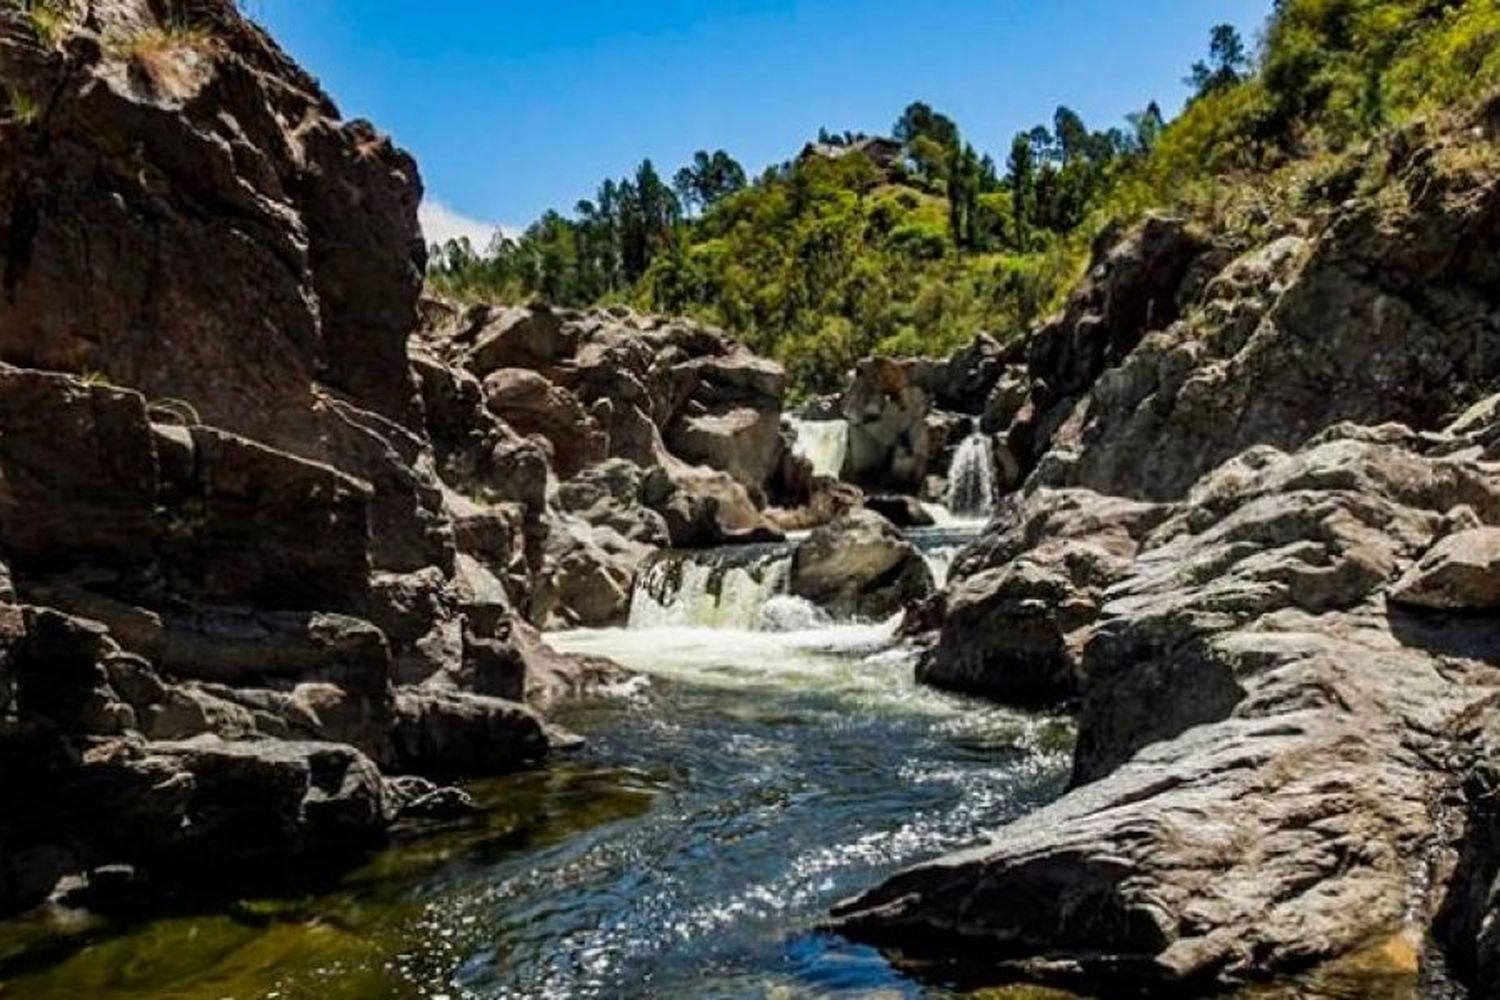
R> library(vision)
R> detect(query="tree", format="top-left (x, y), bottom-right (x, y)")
top-left (673, 149), bottom-right (748, 215)
top-left (1188, 24), bottom-right (1250, 97)
top-left (1006, 132), bottom-right (1037, 251)
top-left (1126, 100), bottom-right (1166, 153)
top-left (1053, 106), bottom-right (1090, 163)
top-left (893, 100), bottom-right (959, 150)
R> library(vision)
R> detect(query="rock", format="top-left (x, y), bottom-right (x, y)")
top-left (1035, 143), bottom-right (1500, 502)
top-left (1390, 528), bottom-right (1500, 610)
top-left (557, 460), bottom-right (670, 546)
top-left (919, 560), bottom-right (1092, 706)
top-left (841, 357), bottom-right (932, 492)
top-left (1027, 216), bottom-right (1207, 402)
top-left (790, 509), bottom-right (934, 619)
top-left (1434, 716), bottom-right (1500, 992)
top-left (652, 460), bottom-right (784, 547)
top-left (667, 405), bottom-right (784, 500)
top-left (922, 490), bottom-right (1166, 704)
top-left (865, 494), bottom-right (935, 528)
top-left (766, 475), bottom-right (864, 533)
top-left (465, 305), bottom-right (574, 376)
top-left (386, 775), bottom-right (479, 819)
top-left (665, 352), bottom-right (788, 497)
top-left (980, 365), bottom-right (1030, 435)
top-left (528, 516), bottom-right (647, 629)
top-left (174, 426), bottom-right (374, 608)
top-left (0, 0), bottom-right (423, 453)
top-left (391, 688), bottom-right (549, 777)
top-left (483, 368), bottom-right (607, 479)
top-left (507, 617), bottom-right (632, 709)
top-left (65, 736), bottom-right (393, 870)
top-left (838, 416), bottom-right (1500, 994)
top-left (159, 610), bottom-right (391, 689)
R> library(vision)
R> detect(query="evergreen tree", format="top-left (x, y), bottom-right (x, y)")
top-left (1187, 24), bottom-right (1250, 97)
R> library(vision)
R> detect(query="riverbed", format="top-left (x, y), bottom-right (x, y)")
top-left (0, 522), bottom-right (1085, 998)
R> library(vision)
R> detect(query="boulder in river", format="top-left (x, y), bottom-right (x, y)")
top-left (790, 509), bottom-right (934, 620)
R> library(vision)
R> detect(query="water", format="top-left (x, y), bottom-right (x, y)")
top-left (907, 523), bottom-right (988, 589)
top-left (0, 518), bottom-right (1422, 1000)
top-left (944, 435), bottom-right (997, 517)
top-left (790, 418), bottom-right (849, 479)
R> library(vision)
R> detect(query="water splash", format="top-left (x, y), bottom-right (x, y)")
top-left (945, 433), bottom-right (997, 516)
top-left (628, 548), bottom-right (793, 631)
top-left (789, 418), bottom-right (848, 479)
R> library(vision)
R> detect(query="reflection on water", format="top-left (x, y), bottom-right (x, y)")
top-left (0, 556), bottom-right (1419, 998)
top-left (0, 624), bottom-right (1073, 999)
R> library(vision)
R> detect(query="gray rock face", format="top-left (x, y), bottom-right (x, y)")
top-left (843, 142), bottom-right (1500, 988)
top-left (920, 490), bottom-right (1165, 704)
top-left (1034, 138), bottom-right (1500, 504)
top-left (1390, 527), bottom-right (1500, 610)
top-left (835, 412), bottom-right (1500, 994)
top-left (841, 357), bottom-right (934, 493)
top-left (790, 509), bottom-right (934, 620)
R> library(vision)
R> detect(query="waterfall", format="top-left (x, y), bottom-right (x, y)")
top-left (945, 434), bottom-right (997, 516)
top-left (627, 545), bottom-right (802, 630)
top-left (790, 418), bottom-right (848, 479)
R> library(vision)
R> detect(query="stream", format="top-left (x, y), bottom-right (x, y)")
top-left (0, 519), bottom-right (1077, 999)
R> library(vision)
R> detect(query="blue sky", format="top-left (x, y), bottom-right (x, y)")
top-left (247, 1), bottom-right (1272, 246)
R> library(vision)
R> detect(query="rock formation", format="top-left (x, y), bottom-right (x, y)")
top-left (834, 104), bottom-right (1500, 996)
top-left (790, 509), bottom-right (934, 620)
top-left (0, 0), bottom-right (801, 915)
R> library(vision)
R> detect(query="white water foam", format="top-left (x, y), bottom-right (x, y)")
top-left (788, 418), bottom-right (848, 479)
top-left (944, 433), bottom-right (997, 516)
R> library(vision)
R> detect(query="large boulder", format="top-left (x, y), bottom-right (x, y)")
top-left (390, 687), bottom-right (549, 777)
top-left (834, 414), bottom-right (1500, 995)
top-left (66, 736), bottom-right (394, 865)
top-left (1390, 527), bottom-right (1500, 610)
top-left (841, 357), bottom-right (934, 492)
top-left (483, 367), bottom-right (607, 479)
top-left (920, 490), bottom-right (1165, 704)
top-left (790, 509), bottom-right (933, 619)
top-left (665, 352), bottom-right (788, 498)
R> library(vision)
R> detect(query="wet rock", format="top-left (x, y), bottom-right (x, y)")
top-left (790, 509), bottom-right (934, 619)
top-left (865, 494), bottom-right (935, 528)
top-left (391, 688), bottom-right (549, 777)
top-left (386, 775), bottom-right (479, 819)
top-left (71, 736), bottom-right (393, 866)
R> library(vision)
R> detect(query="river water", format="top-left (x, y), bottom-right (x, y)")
top-left (0, 525), bottom-right (1077, 999)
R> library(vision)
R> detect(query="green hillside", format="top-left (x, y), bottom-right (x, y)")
top-left (428, 0), bottom-right (1500, 397)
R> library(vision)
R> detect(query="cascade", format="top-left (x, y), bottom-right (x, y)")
top-left (944, 433), bottom-right (997, 516)
top-left (627, 544), bottom-right (798, 630)
top-left (789, 418), bottom-right (849, 479)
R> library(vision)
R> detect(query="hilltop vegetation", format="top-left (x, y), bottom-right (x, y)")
top-left (429, 0), bottom-right (1500, 395)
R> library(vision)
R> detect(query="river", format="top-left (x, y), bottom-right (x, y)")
top-left (0, 523), bottom-right (1079, 999)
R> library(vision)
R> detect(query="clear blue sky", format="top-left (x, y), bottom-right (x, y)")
top-left (246, 1), bottom-right (1272, 244)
